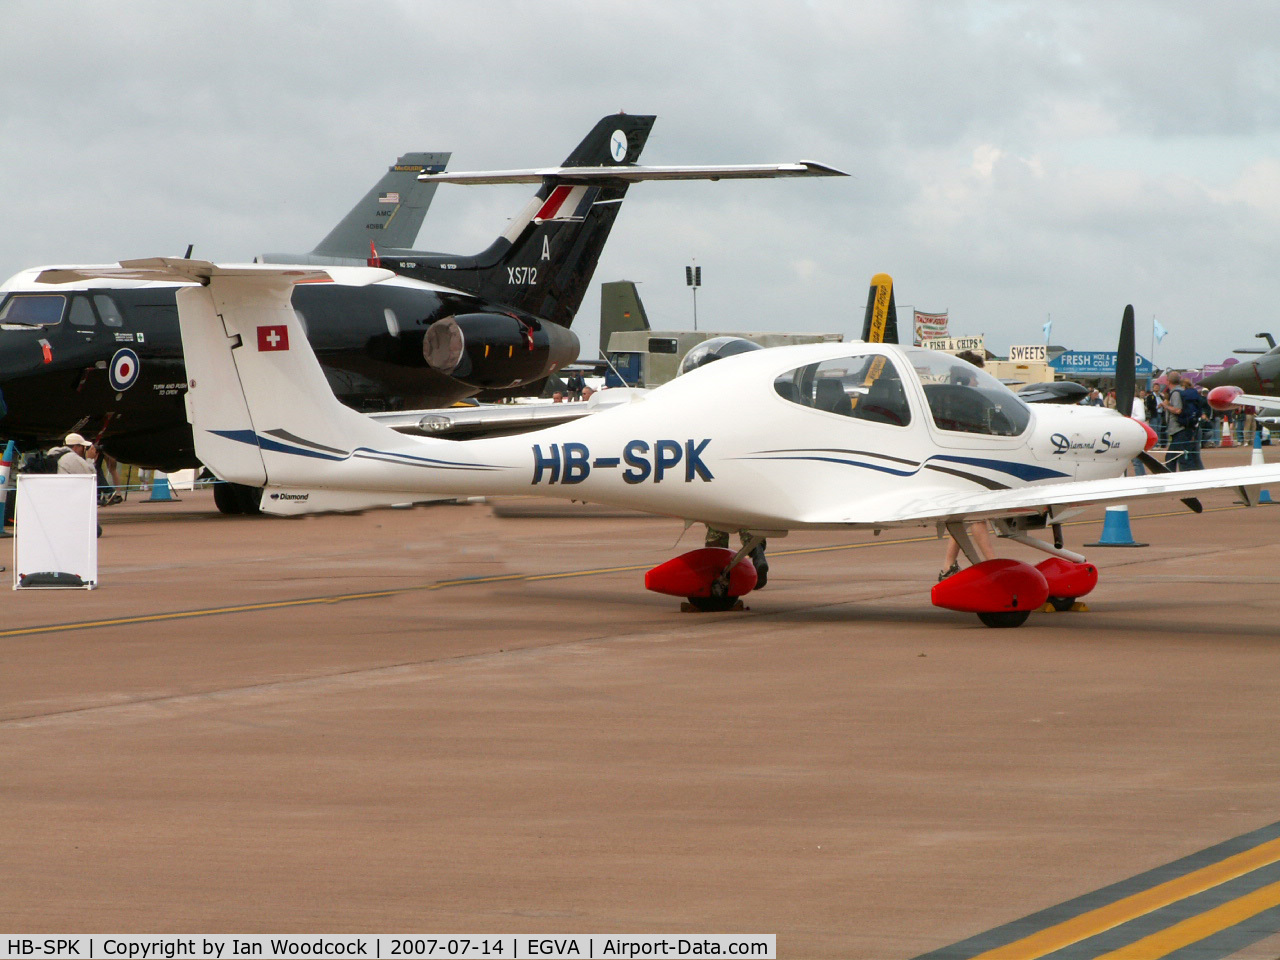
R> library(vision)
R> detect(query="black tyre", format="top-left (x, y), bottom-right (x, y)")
top-left (750, 541), bottom-right (769, 590)
top-left (1048, 596), bottom-right (1075, 612)
top-left (976, 610), bottom-right (1031, 628)
top-left (685, 595), bottom-right (740, 612)
top-left (214, 482), bottom-right (263, 515)
top-left (213, 482), bottom-right (242, 515)
top-left (235, 483), bottom-right (263, 515)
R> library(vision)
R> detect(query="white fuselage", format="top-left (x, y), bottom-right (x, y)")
top-left (238, 341), bottom-right (1151, 531)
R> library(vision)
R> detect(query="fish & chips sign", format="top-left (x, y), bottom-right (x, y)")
top-left (922, 336), bottom-right (984, 355)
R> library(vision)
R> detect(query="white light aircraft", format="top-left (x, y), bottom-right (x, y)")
top-left (45, 261), bottom-right (1280, 627)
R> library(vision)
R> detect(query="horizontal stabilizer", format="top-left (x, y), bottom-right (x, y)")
top-left (371, 388), bottom-right (644, 437)
top-left (419, 161), bottom-right (848, 185)
top-left (36, 259), bottom-right (393, 288)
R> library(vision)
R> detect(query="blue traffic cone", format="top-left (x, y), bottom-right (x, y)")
top-left (1086, 505), bottom-right (1148, 547)
top-left (144, 471), bottom-right (177, 503)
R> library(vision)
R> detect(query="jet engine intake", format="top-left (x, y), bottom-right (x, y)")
top-left (423, 313), bottom-right (579, 389)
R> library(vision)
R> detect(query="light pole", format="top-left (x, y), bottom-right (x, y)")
top-left (685, 261), bottom-right (701, 331)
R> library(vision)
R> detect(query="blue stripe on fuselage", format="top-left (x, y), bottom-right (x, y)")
top-left (208, 429), bottom-right (506, 471)
top-left (741, 450), bottom-right (1069, 485)
top-left (928, 454), bottom-right (1067, 482)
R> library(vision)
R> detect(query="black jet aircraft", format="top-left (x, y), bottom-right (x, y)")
top-left (1201, 333), bottom-right (1280, 395)
top-left (2, 113), bottom-right (843, 514)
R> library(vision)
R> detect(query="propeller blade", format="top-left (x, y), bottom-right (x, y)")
top-left (1116, 304), bottom-right (1135, 416)
top-left (1135, 452), bottom-right (1203, 513)
top-left (1136, 451), bottom-right (1168, 474)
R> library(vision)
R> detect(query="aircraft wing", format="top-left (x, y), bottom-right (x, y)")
top-left (811, 463), bottom-right (1280, 527)
top-left (419, 162), bottom-right (847, 185)
top-left (371, 389), bottom-right (646, 437)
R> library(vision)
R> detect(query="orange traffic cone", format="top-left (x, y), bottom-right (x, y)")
top-left (1221, 417), bottom-right (1234, 447)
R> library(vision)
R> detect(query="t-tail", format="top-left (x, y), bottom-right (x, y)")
top-left (31, 258), bottom-right (521, 509)
top-left (381, 112), bottom-right (847, 328)
top-left (383, 114), bottom-right (657, 327)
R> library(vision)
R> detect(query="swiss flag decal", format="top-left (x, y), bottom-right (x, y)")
top-left (257, 325), bottom-right (289, 351)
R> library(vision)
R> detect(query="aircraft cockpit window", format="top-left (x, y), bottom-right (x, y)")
top-left (69, 296), bottom-right (95, 327)
top-left (773, 354), bottom-right (912, 427)
top-left (93, 295), bottom-right (124, 327)
top-left (905, 348), bottom-right (1030, 436)
top-left (0, 294), bottom-right (65, 327)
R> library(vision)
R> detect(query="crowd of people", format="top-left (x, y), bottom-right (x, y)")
top-left (1076, 373), bottom-right (1264, 471)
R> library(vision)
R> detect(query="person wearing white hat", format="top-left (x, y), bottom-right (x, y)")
top-left (56, 433), bottom-right (97, 475)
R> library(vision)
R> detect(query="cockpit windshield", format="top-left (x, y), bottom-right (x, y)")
top-left (773, 353), bottom-right (912, 427)
top-left (904, 348), bottom-right (1030, 436)
top-left (0, 294), bottom-right (65, 327)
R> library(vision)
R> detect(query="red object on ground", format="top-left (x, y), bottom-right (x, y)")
top-left (645, 548), bottom-right (758, 598)
top-left (931, 559), bottom-right (1049, 614)
top-left (1034, 557), bottom-right (1098, 600)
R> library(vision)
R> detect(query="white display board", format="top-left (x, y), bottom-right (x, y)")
top-left (14, 474), bottom-right (98, 589)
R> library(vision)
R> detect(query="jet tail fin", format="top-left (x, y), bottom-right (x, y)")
top-left (258, 152), bottom-right (451, 265)
top-left (390, 114), bottom-right (658, 327)
top-left (391, 114), bottom-right (847, 329)
top-left (860, 273), bottom-right (899, 344)
top-left (311, 151), bottom-right (451, 258)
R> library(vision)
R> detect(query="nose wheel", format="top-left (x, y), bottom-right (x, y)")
top-left (650, 531), bottom-right (771, 612)
top-left (684, 592), bottom-right (744, 613)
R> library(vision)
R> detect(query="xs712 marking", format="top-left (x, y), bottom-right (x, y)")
top-left (507, 266), bottom-right (537, 285)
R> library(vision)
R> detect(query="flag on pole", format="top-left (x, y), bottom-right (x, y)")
top-left (1153, 317), bottom-right (1169, 343)
top-left (1042, 318), bottom-right (1052, 343)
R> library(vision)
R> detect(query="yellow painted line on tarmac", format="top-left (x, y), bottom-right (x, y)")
top-left (1093, 877), bottom-right (1280, 959)
top-left (0, 502), bottom-right (1250, 641)
top-left (971, 836), bottom-right (1280, 959)
top-left (0, 536), bottom-right (935, 639)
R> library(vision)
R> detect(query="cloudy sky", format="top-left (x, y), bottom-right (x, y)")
top-left (3, 0), bottom-right (1277, 369)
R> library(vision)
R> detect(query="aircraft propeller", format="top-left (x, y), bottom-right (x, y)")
top-left (1116, 303), bottom-right (1203, 513)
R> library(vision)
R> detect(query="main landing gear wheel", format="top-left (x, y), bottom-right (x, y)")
top-left (976, 610), bottom-right (1031, 628)
top-left (1046, 596), bottom-right (1077, 612)
top-left (214, 481), bottom-right (264, 515)
top-left (684, 594), bottom-right (742, 612)
top-left (749, 540), bottom-right (769, 589)
top-left (686, 576), bottom-right (741, 612)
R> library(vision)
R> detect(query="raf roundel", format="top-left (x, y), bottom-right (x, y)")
top-left (109, 347), bottom-right (140, 392)
top-left (610, 129), bottom-right (628, 163)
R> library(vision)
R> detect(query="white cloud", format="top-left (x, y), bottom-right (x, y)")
top-left (0, 0), bottom-right (1277, 369)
